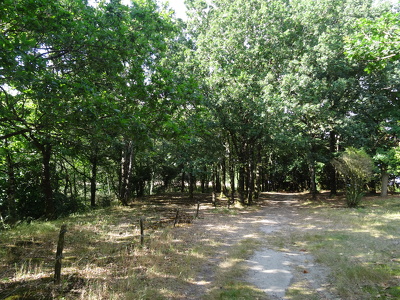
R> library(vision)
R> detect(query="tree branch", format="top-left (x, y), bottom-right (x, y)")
top-left (0, 128), bottom-right (30, 140)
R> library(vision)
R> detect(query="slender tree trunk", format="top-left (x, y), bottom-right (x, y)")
top-left (254, 145), bottom-right (262, 197)
top-left (201, 179), bottom-right (205, 193)
top-left (248, 161), bottom-right (255, 205)
top-left (260, 164), bottom-right (266, 192)
top-left (68, 173), bottom-right (73, 198)
top-left (5, 140), bottom-right (17, 221)
top-left (229, 159), bottom-right (235, 206)
top-left (90, 154), bottom-right (97, 207)
top-left (188, 172), bottom-right (195, 200)
top-left (329, 131), bottom-right (337, 196)
top-left (201, 166), bottom-right (206, 193)
top-left (309, 159), bottom-right (317, 200)
top-left (73, 172), bottom-right (77, 199)
top-left (61, 164), bottom-right (69, 196)
top-left (181, 171), bottom-right (185, 193)
top-left (212, 164), bottom-right (217, 207)
top-left (84, 173), bottom-right (88, 202)
top-left (215, 166), bottom-right (221, 193)
top-left (221, 157), bottom-right (228, 198)
top-left (238, 164), bottom-right (245, 204)
top-left (41, 144), bottom-right (56, 219)
top-left (106, 174), bottom-right (111, 196)
top-left (149, 170), bottom-right (154, 195)
top-left (245, 163), bottom-right (250, 196)
top-left (255, 163), bottom-right (261, 197)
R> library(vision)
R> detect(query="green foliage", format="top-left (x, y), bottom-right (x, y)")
top-left (374, 147), bottom-right (400, 174)
top-left (1, 0), bottom-right (398, 221)
top-left (332, 147), bottom-right (374, 207)
top-left (0, 0), bottom-right (179, 219)
top-left (345, 11), bottom-right (400, 73)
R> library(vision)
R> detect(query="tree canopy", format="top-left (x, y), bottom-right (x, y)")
top-left (1, 0), bottom-right (399, 221)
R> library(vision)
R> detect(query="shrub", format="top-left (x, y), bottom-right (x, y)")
top-left (332, 148), bottom-right (374, 207)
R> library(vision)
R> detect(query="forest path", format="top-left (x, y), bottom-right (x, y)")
top-left (175, 192), bottom-right (340, 299)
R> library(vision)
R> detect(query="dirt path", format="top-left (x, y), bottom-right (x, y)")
top-left (176, 192), bottom-right (341, 299)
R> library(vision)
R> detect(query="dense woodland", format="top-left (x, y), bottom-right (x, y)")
top-left (1, 0), bottom-right (399, 222)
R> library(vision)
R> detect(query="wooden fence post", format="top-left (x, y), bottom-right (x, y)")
top-left (54, 224), bottom-right (67, 284)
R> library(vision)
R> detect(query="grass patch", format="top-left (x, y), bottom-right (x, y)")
top-left (285, 280), bottom-right (321, 300)
top-left (0, 196), bottom-right (213, 299)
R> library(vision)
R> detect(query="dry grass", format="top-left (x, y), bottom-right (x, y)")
top-left (1, 192), bottom-right (399, 299)
top-left (0, 195), bottom-right (214, 299)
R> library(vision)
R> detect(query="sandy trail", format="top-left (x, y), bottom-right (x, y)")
top-left (244, 194), bottom-right (339, 299)
top-left (179, 192), bottom-right (341, 299)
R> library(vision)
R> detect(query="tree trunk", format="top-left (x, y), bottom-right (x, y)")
top-left (248, 161), bottom-right (255, 205)
top-left (329, 131), bottom-right (337, 196)
top-left (41, 144), bottom-right (56, 219)
top-left (188, 172), bottom-right (195, 200)
top-left (5, 140), bottom-right (17, 221)
top-left (229, 161), bottom-right (235, 206)
top-left (84, 174), bottom-right (88, 202)
top-left (73, 172), bottom-right (78, 199)
top-left (90, 154), bottom-right (98, 207)
top-left (260, 164), bottom-right (266, 192)
top-left (212, 165), bottom-right (217, 207)
top-left (215, 166), bottom-right (221, 193)
top-left (221, 157), bottom-right (228, 198)
top-left (120, 141), bottom-right (133, 205)
top-left (201, 166), bottom-right (206, 193)
top-left (238, 164), bottom-right (245, 204)
top-left (181, 171), bottom-right (185, 193)
top-left (309, 159), bottom-right (317, 200)
top-left (255, 162), bottom-right (261, 197)
top-left (149, 170), bottom-right (154, 195)
top-left (381, 170), bottom-right (389, 197)
top-left (27, 135), bottom-right (56, 219)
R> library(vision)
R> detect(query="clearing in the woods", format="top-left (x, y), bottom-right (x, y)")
top-left (0, 192), bottom-right (399, 299)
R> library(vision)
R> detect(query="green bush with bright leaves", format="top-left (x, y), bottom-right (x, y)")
top-left (332, 148), bottom-right (374, 207)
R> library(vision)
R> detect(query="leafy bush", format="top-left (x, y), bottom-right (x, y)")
top-left (332, 147), bottom-right (374, 207)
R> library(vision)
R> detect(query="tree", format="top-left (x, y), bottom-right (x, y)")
top-left (345, 8), bottom-right (400, 196)
top-left (1, 0), bottom-right (178, 218)
top-left (277, 0), bottom-right (383, 197)
top-left (345, 11), bottom-right (400, 73)
top-left (186, 0), bottom-right (387, 200)
top-left (187, 0), bottom-right (294, 204)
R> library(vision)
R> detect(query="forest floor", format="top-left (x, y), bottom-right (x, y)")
top-left (0, 192), bottom-right (399, 299)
